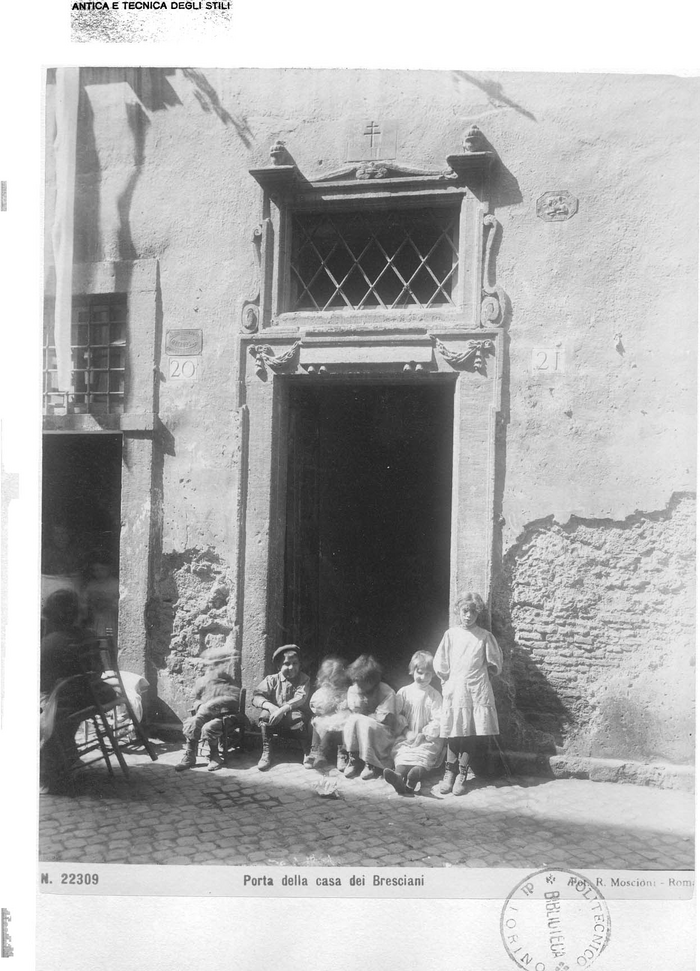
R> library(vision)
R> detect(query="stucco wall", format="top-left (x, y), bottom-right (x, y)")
top-left (45, 68), bottom-right (697, 767)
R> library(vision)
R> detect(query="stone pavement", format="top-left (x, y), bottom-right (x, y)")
top-left (39, 741), bottom-right (694, 868)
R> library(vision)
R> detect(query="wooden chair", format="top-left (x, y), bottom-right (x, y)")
top-left (94, 633), bottom-right (158, 763)
top-left (221, 687), bottom-right (247, 760)
top-left (195, 688), bottom-right (247, 764)
top-left (44, 635), bottom-right (157, 783)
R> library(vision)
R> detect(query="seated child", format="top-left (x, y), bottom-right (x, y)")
top-left (307, 656), bottom-right (350, 770)
top-left (383, 650), bottom-right (446, 796)
top-left (342, 654), bottom-right (401, 780)
top-left (252, 644), bottom-right (312, 771)
top-left (40, 589), bottom-right (116, 793)
top-left (175, 646), bottom-right (241, 772)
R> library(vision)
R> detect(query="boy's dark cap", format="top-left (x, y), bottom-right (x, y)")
top-left (272, 644), bottom-right (301, 665)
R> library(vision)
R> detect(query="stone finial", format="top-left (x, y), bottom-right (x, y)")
top-left (462, 124), bottom-right (487, 154)
top-left (270, 139), bottom-right (290, 165)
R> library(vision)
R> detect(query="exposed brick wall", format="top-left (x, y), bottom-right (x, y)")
top-left (492, 493), bottom-right (695, 765)
top-left (147, 548), bottom-right (240, 722)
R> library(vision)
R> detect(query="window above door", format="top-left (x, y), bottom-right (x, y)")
top-left (247, 139), bottom-right (497, 331)
top-left (289, 204), bottom-right (460, 312)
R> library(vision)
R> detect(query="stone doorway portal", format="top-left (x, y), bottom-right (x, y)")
top-left (282, 382), bottom-right (454, 687)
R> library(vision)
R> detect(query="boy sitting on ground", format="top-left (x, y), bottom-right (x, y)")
top-left (252, 644), bottom-right (312, 771)
top-left (175, 647), bottom-right (241, 772)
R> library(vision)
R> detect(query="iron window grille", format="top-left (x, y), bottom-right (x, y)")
top-left (289, 205), bottom-right (460, 312)
top-left (43, 294), bottom-right (127, 415)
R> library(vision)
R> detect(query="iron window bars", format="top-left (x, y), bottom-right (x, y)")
top-left (43, 294), bottom-right (126, 415)
top-left (290, 206), bottom-right (460, 312)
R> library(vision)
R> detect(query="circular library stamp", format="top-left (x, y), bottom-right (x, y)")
top-left (501, 868), bottom-right (611, 971)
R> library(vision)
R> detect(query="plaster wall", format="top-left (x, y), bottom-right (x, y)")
top-left (44, 69), bottom-right (697, 766)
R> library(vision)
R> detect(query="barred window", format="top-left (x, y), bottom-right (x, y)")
top-left (43, 294), bottom-right (127, 415)
top-left (289, 205), bottom-right (460, 312)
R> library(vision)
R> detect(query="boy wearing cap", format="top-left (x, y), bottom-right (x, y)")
top-left (252, 644), bottom-right (312, 771)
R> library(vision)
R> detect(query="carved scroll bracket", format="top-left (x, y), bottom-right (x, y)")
top-left (249, 341), bottom-right (301, 378)
top-left (241, 221), bottom-right (270, 334)
top-left (480, 214), bottom-right (509, 328)
top-left (431, 336), bottom-right (495, 375)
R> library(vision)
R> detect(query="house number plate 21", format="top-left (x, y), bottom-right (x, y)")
top-left (531, 347), bottom-right (565, 373)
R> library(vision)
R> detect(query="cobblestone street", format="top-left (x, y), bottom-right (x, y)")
top-left (39, 742), bottom-right (694, 869)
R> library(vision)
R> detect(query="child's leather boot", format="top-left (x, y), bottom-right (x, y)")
top-left (175, 740), bottom-right (197, 772)
top-left (452, 765), bottom-right (475, 796)
top-left (257, 726), bottom-right (273, 771)
top-left (439, 762), bottom-right (458, 794)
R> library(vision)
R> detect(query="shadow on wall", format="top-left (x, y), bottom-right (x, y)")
top-left (181, 68), bottom-right (254, 145)
top-left (491, 598), bottom-right (572, 758)
top-left (451, 71), bottom-right (538, 122)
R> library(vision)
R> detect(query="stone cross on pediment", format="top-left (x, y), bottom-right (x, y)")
top-left (346, 118), bottom-right (398, 162)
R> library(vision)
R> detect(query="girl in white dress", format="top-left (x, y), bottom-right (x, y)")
top-left (343, 655), bottom-right (401, 780)
top-left (307, 656), bottom-right (350, 770)
top-left (434, 592), bottom-right (503, 796)
top-left (383, 651), bottom-right (446, 796)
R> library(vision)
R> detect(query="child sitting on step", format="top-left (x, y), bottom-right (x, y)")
top-left (342, 654), bottom-right (401, 780)
top-left (383, 650), bottom-right (445, 796)
top-left (175, 647), bottom-right (241, 773)
top-left (307, 655), bottom-right (351, 770)
top-left (252, 644), bottom-right (312, 771)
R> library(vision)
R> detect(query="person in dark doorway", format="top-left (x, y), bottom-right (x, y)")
top-left (84, 552), bottom-right (120, 642)
top-left (175, 647), bottom-right (242, 772)
top-left (41, 524), bottom-right (84, 577)
top-left (41, 524), bottom-right (85, 614)
top-left (252, 645), bottom-right (312, 771)
top-left (40, 589), bottom-right (116, 793)
top-left (383, 650), bottom-right (445, 796)
top-left (307, 655), bottom-right (351, 770)
top-left (434, 592), bottom-right (503, 796)
top-left (342, 654), bottom-right (401, 780)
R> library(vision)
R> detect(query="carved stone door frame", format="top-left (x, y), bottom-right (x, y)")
top-left (237, 134), bottom-right (507, 688)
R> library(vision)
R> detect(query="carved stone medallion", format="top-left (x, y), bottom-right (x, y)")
top-left (536, 190), bottom-right (579, 222)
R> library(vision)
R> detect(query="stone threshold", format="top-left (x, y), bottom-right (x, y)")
top-left (504, 751), bottom-right (694, 792)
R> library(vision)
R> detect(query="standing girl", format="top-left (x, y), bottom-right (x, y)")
top-left (434, 592), bottom-right (503, 796)
top-left (383, 650), bottom-right (445, 796)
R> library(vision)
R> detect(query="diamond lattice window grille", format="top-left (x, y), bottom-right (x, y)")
top-left (43, 294), bottom-right (127, 415)
top-left (290, 206), bottom-right (460, 311)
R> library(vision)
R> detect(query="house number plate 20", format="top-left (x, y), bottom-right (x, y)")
top-left (531, 347), bottom-right (565, 373)
top-left (169, 357), bottom-right (199, 380)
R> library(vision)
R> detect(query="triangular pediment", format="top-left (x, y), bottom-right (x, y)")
top-left (315, 161), bottom-right (447, 183)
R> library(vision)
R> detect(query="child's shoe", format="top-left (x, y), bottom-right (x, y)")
top-left (206, 743), bottom-right (223, 771)
top-left (360, 763), bottom-right (381, 780)
top-left (383, 767), bottom-right (411, 795)
top-left (257, 730), bottom-right (273, 771)
top-left (452, 767), bottom-right (475, 796)
top-left (303, 754), bottom-right (316, 770)
top-left (175, 743), bottom-right (197, 772)
top-left (406, 767), bottom-right (423, 793)
top-left (336, 748), bottom-right (349, 772)
top-left (438, 762), bottom-right (458, 794)
top-left (344, 754), bottom-right (362, 778)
